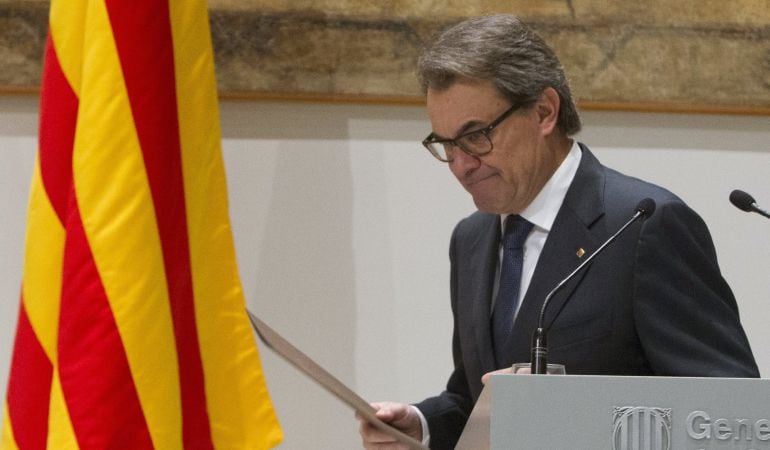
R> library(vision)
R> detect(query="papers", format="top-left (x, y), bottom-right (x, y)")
top-left (247, 309), bottom-right (428, 450)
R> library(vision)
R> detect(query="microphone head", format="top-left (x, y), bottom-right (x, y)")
top-left (729, 189), bottom-right (756, 212)
top-left (635, 198), bottom-right (656, 218)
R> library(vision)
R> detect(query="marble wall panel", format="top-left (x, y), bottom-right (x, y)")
top-left (211, 11), bottom-right (425, 96)
top-left (537, 22), bottom-right (769, 105)
top-left (208, 0), bottom-right (766, 25)
top-left (0, 1), bottom-right (46, 88)
top-left (1, 0), bottom-right (768, 113)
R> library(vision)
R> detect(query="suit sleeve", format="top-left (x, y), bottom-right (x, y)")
top-left (632, 199), bottom-right (759, 377)
top-left (413, 225), bottom-right (475, 450)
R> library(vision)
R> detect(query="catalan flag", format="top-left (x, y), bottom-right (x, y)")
top-left (1, 0), bottom-right (282, 448)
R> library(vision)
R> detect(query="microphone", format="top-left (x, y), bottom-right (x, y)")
top-left (729, 189), bottom-right (770, 219)
top-left (530, 198), bottom-right (657, 374)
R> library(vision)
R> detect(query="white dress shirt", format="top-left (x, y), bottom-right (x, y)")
top-left (494, 140), bottom-right (582, 320)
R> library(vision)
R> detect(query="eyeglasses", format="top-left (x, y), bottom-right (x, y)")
top-left (422, 104), bottom-right (518, 162)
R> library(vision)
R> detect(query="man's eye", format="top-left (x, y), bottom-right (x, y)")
top-left (463, 131), bottom-right (486, 145)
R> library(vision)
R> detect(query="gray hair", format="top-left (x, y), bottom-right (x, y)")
top-left (418, 14), bottom-right (581, 135)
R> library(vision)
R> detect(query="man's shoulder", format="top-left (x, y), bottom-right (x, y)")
top-left (579, 145), bottom-right (686, 218)
top-left (456, 210), bottom-right (497, 230)
top-left (603, 167), bottom-right (682, 207)
top-left (579, 144), bottom-right (679, 202)
top-left (450, 210), bottom-right (498, 244)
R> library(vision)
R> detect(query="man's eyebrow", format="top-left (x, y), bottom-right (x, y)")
top-left (455, 120), bottom-right (485, 137)
top-left (432, 119), bottom-right (485, 140)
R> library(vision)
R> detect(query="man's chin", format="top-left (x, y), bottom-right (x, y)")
top-left (471, 197), bottom-right (505, 214)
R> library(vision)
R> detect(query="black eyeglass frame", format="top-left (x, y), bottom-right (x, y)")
top-left (421, 103), bottom-right (519, 162)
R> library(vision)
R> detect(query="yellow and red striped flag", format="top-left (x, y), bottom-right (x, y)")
top-left (1, 0), bottom-right (282, 448)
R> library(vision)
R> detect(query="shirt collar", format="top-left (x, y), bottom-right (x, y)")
top-left (500, 140), bottom-right (582, 234)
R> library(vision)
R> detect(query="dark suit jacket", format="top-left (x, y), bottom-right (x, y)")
top-left (415, 144), bottom-right (759, 449)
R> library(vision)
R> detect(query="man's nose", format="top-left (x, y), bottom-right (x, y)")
top-left (449, 146), bottom-right (480, 171)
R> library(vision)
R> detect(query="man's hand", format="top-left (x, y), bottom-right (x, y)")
top-left (481, 366), bottom-right (523, 385)
top-left (357, 402), bottom-right (422, 449)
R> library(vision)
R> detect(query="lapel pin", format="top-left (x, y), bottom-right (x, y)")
top-left (576, 247), bottom-right (586, 258)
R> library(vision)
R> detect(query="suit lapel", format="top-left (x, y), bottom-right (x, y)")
top-left (507, 145), bottom-right (607, 363)
top-left (466, 215), bottom-right (501, 373)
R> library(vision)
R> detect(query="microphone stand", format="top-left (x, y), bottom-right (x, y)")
top-left (531, 199), bottom-right (655, 374)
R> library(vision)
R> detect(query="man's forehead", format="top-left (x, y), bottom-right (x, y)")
top-left (426, 81), bottom-right (508, 136)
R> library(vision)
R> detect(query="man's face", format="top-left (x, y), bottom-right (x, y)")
top-left (426, 79), bottom-right (561, 215)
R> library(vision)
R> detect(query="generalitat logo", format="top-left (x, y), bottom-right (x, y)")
top-left (612, 406), bottom-right (672, 450)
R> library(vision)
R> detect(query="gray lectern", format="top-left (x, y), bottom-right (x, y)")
top-left (456, 375), bottom-right (770, 449)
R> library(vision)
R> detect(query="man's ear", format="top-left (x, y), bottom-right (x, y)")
top-left (536, 87), bottom-right (560, 136)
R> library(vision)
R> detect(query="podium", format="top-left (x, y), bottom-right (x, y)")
top-left (456, 375), bottom-right (770, 449)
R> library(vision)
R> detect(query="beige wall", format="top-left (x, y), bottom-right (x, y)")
top-left (1, 95), bottom-right (769, 448)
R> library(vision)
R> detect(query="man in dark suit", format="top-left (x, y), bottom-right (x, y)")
top-left (358, 14), bottom-right (759, 450)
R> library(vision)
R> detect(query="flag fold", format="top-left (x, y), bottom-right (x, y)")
top-left (2, 0), bottom-right (282, 448)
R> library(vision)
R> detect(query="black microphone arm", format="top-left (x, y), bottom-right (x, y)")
top-left (730, 189), bottom-right (770, 219)
top-left (530, 198), bottom-right (657, 374)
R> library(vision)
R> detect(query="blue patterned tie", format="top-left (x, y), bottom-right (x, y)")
top-left (492, 215), bottom-right (533, 367)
